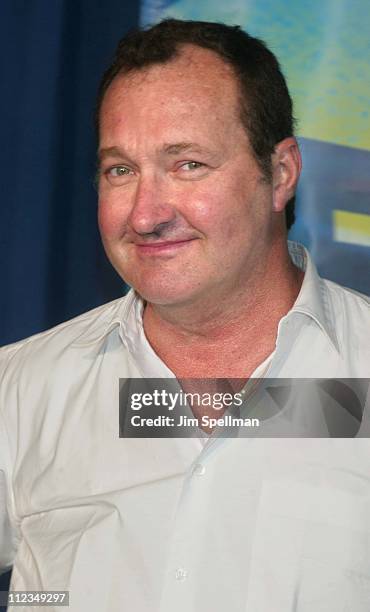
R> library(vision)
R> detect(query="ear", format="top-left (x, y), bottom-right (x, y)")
top-left (271, 137), bottom-right (302, 213)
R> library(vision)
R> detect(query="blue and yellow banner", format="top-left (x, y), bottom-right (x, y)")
top-left (140, 0), bottom-right (370, 294)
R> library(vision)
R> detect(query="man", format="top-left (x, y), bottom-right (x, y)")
top-left (1, 18), bottom-right (369, 612)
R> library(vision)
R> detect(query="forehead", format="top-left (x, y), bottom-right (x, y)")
top-left (99, 45), bottom-right (243, 137)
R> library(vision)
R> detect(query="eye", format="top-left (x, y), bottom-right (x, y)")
top-left (101, 164), bottom-right (135, 186)
top-left (107, 165), bottom-right (133, 177)
top-left (180, 161), bottom-right (204, 171)
top-left (176, 160), bottom-right (209, 180)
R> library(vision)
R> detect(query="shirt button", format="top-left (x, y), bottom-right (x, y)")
top-left (175, 568), bottom-right (188, 581)
top-left (193, 463), bottom-right (206, 476)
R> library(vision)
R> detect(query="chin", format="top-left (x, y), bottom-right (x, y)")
top-left (132, 280), bottom-right (201, 307)
top-left (135, 289), bottom-right (190, 306)
top-left (118, 263), bottom-right (204, 305)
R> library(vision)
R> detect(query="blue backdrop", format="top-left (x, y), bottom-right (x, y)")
top-left (0, 0), bottom-right (140, 347)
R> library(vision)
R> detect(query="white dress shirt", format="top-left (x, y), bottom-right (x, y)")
top-left (0, 243), bottom-right (369, 611)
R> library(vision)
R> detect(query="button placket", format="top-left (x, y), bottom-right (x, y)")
top-left (175, 568), bottom-right (188, 581)
top-left (192, 463), bottom-right (206, 476)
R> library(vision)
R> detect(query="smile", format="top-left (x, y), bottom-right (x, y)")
top-left (134, 239), bottom-right (197, 255)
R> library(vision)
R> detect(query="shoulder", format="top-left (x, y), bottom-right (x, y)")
top-left (0, 293), bottom-right (133, 385)
top-left (323, 278), bottom-right (370, 354)
top-left (324, 278), bottom-right (369, 320)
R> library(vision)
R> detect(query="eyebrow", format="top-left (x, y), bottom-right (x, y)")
top-left (98, 146), bottom-right (125, 161)
top-left (162, 142), bottom-right (213, 155)
top-left (98, 142), bottom-right (213, 161)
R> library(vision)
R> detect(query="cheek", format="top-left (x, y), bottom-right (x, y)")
top-left (98, 199), bottom-right (125, 240)
top-left (191, 193), bottom-right (247, 243)
top-left (187, 183), bottom-right (232, 228)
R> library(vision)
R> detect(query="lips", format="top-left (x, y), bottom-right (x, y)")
top-left (134, 238), bottom-right (197, 255)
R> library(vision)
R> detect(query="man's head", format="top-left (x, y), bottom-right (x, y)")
top-left (97, 20), bottom-right (301, 307)
top-left (97, 18), bottom-right (297, 228)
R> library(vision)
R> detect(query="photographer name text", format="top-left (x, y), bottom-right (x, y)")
top-left (130, 414), bottom-right (260, 428)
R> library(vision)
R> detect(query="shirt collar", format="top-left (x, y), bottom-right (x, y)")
top-left (287, 241), bottom-right (340, 353)
top-left (73, 241), bottom-right (340, 356)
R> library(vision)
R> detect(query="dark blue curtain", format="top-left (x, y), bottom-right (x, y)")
top-left (0, 0), bottom-right (140, 347)
top-left (0, 0), bottom-right (140, 605)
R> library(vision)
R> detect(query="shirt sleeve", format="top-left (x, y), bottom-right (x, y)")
top-left (0, 445), bottom-right (17, 574)
top-left (0, 473), bottom-right (17, 573)
top-left (0, 350), bottom-right (19, 574)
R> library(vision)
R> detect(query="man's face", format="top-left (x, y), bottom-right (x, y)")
top-left (98, 45), bottom-right (276, 307)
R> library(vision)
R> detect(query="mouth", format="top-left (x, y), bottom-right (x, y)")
top-left (134, 238), bottom-right (197, 256)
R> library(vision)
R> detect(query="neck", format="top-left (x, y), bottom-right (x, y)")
top-left (142, 241), bottom-right (304, 377)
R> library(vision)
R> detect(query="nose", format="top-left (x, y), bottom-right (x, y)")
top-left (127, 174), bottom-right (176, 236)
